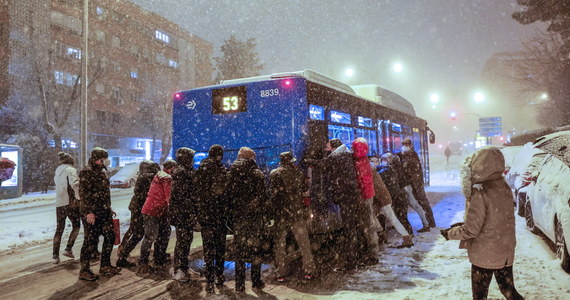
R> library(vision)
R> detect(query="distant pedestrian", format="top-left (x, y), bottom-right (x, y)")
top-left (270, 151), bottom-right (317, 282)
top-left (227, 147), bottom-right (269, 293)
top-left (78, 147), bottom-right (122, 281)
top-left (441, 146), bottom-right (524, 300)
top-left (116, 160), bottom-right (160, 268)
top-left (169, 147), bottom-right (199, 282)
top-left (444, 146), bottom-right (451, 164)
top-left (398, 138), bottom-right (436, 228)
top-left (194, 145), bottom-right (230, 294)
top-left (137, 160), bottom-right (177, 274)
top-left (52, 152), bottom-right (80, 264)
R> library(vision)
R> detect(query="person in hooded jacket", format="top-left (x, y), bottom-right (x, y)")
top-left (322, 138), bottom-right (363, 271)
top-left (441, 146), bottom-right (523, 300)
top-left (137, 160), bottom-right (177, 274)
top-left (352, 138), bottom-right (380, 261)
top-left (270, 151), bottom-right (317, 283)
top-left (169, 147), bottom-right (199, 282)
top-left (194, 145), bottom-right (229, 294)
top-left (116, 160), bottom-right (160, 268)
top-left (52, 152), bottom-right (81, 264)
top-left (78, 147), bottom-right (122, 281)
top-left (227, 147), bottom-right (269, 293)
top-left (398, 138), bottom-right (436, 228)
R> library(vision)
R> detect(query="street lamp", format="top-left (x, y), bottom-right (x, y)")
top-left (345, 68), bottom-right (354, 77)
top-left (430, 93), bottom-right (440, 104)
top-left (392, 62), bottom-right (403, 73)
top-left (473, 92), bottom-right (485, 103)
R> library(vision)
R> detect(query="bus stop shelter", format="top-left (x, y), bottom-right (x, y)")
top-left (1, 144), bottom-right (22, 200)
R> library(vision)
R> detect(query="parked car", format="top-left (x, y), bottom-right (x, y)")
top-left (504, 142), bottom-right (545, 190)
top-left (533, 130), bottom-right (570, 166)
top-left (514, 152), bottom-right (548, 216)
top-left (524, 153), bottom-right (570, 273)
top-left (500, 145), bottom-right (523, 176)
top-left (109, 163), bottom-right (139, 188)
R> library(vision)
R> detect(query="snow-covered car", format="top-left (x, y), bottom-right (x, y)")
top-left (500, 145), bottom-right (523, 176)
top-left (109, 163), bottom-right (139, 188)
top-left (533, 130), bottom-right (570, 166)
top-left (524, 153), bottom-right (570, 273)
top-left (513, 152), bottom-right (548, 216)
top-left (504, 142), bottom-right (545, 190)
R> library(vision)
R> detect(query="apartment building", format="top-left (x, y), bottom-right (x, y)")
top-left (1, 0), bottom-right (213, 165)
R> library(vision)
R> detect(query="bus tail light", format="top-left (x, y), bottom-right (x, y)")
top-left (173, 93), bottom-right (182, 100)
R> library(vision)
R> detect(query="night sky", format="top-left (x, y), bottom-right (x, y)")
top-left (130, 0), bottom-right (546, 144)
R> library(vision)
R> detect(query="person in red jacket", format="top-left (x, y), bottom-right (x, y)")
top-left (137, 160), bottom-right (177, 274)
top-left (352, 138), bottom-right (379, 263)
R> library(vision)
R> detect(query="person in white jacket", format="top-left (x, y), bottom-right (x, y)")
top-left (52, 152), bottom-right (81, 264)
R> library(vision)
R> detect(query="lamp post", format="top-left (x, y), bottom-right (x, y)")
top-left (80, 0), bottom-right (89, 168)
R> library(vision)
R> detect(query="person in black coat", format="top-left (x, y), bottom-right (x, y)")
top-left (377, 154), bottom-right (413, 235)
top-left (116, 160), bottom-right (160, 268)
top-left (169, 147), bottom-right (198, 282)
top-left (227, 147), bottom-right (269, 293)
top-left (194, 145), bottom-right (229, 294)
top-left (78, 147), bottom-right (122, 281)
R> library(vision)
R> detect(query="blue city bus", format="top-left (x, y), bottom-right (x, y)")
top-left (172, 70), bottom-right (434, 235)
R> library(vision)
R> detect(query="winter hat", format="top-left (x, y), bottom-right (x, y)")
top-left (90, 147), bottom-right (108, 161)
top-left (237, 147), bottom-right (256, 160)
top-left (175, 147), bottom-right (196, 167)
top-left (139, 160), bottom-right (155, 173)
top-left (58, 152), bottom-right (74, 165)
top-left (279, 151), bottom-right (296, 165)
top-left (208, 144), bottom-right (224, 159)
top-left (380, 152), bottom-right (399, 166)
top-left (163, 159), bottom-right (177, 170)
top-left (329, 138), bottom-right (343, 149)
top-left (402, 139), bottom-right (412, 146)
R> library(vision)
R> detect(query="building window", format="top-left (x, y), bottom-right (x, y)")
top-left (112, 87), bottom-right (123, 105)
top-left (168, 59), bottom-right (178, 68)
top-left (95, 83), bottom-right (105, 94)
top-left (155, 30), bottom-right (170, 43)
top-left (130, 71), bottom-right (138, 78)
top-left (67, 47), bottom-right (81, 59)
top-left (96, 7), bottom-right (104, 15)
top-left (111, 35), bottom-right (120, 48)
top-left (54, 71), bottom-right (64, 84)
top-left (65, 73), bottom-right (78, 86)
top-left (131, 92), bottom-right (139, 103)
top-left (95, 30), bottom-right (105, 41)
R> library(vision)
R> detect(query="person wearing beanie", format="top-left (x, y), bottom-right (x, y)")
top-left (169, 147), bottom-right (199, 282)
top-left (78, 147), bottom-right (121, 281)
top-left (137, 160), bottom-right (177, 274)
top-left (226, 146), bottom-right (269, 293)
top-left (52, 152), bottom-right (81, 264)
top-left (116, 160), bottom-right (160, 268)
top-left (270, 151), bottom-right (317, 283)
top-left (194, 144), bottom-right (229, 294)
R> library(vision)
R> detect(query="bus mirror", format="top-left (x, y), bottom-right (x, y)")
top-left (427, 128), bottom-right (435, 144)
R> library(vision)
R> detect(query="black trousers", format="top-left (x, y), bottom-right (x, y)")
top-left (410, 181), bottom-right (436, 227)
top-left (173, 225), bottom-right (194, 271)
top-left (118, 210), bottom-right (144, 259)
top-left (53, 205), bottom-right (81, 257)
top-left (471, 264), bottom-right (524, 300)
top-left (139, 215), bottom-right (171, 265)
top-left (201, 224), bottom-right (227, 285)
top-left (391, 192), bottom-right (413, 235)
top-left (234, 222), bottom-right (264, 291)
top-left (80, 210), bottom-right (114, 271)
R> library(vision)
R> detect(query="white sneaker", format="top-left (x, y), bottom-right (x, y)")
top-left (171, 268), bottom-right (189, 282)
top-left (62, 250), bottom-right (75, 259)
top-left (52, 256), bottom-right (60, 264)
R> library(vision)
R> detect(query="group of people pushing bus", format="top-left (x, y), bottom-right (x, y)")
top-left (51, 136), bottom-right (437, 296)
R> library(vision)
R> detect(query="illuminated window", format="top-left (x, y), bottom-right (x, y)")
top-left (54, 71), bottom-right (64, 84)
top-left (358, 116), bottom-right (373, 127)
top-left (67, 47), bottom-right (81, 59)
top-left (328, 125), bottom-right (354, 149)
top-left (155, 30), bottom-right (170, 43)
top-left (330, 110), bottom-right (351, 125)
top-left (309, 105), bottom-right (324, 120)
top-left (96, 7), bottom-right (104, 15)
top-left (168, 60), bottom-right (178, 68)
top-left (130, 71), bottom-right (138, 78)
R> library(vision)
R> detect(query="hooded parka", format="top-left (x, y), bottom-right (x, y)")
top-left (352, 138), bottom-right (375, 200)
top-left (447, 146), bottom-right (516, 269)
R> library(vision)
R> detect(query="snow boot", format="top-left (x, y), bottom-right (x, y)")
top-left (171, 268), bottom-right (189, 282)
top-left (116, 258), bottom-right (136, 268)
top-left (52, 255), bottom-right (60, 264)
top-left (396, 235), bottom-right (414, 248)
top-left (100, 265), bottom-right (122, 276)
top-left (79, 269), bottom-right (98, 281)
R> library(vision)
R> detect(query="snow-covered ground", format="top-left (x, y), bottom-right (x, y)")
top-left (0, 153), bottom-right (568, 299)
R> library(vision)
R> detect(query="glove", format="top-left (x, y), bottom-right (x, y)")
top-left (450, 222), bottom-right (464, 228)
top-left (440, 228), bottom-right (450, 240)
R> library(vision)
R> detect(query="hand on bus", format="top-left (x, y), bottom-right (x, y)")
top-left (86, 213), bottom-right (95, 225)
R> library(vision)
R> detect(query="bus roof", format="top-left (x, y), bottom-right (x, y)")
top-left (220, 69), bottom-right (356, 95)
top-left (351, 84), bottom-right (416, 116)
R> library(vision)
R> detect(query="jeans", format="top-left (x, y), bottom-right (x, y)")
top-left (274, 217), bottom-right (316, 277)
top-left (53, 205), bottom-right (81, 257)
top-left (471, 264), bottom-right (524, 300)
top-left (118, 210), bottom-right (144, 259)
top-left (173, 226), bottom-right (194, 271)
top-left (380, 205), bottom-right (409, 236)
top-left (404, 185), bottom-right (429, 228)
top-left (139, 215), bottom-right (171, 265)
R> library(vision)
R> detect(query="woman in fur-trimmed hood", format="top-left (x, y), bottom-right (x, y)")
top-left (441, 146), bottom-right (523, 300)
